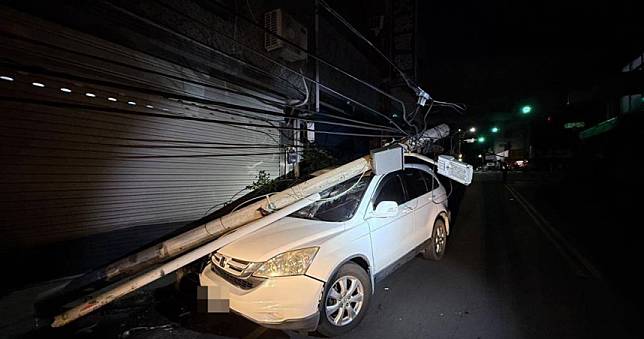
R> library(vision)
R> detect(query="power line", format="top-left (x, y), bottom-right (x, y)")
top-left (167, 0), bottom-right (410, 117)
top-left (2, 22), bottom-right (405, 133)
top-left (0, 96), bottom-right (407, 139)
top-left (104, 1), bottom-right (411, 137)
top-left (0, 48), bottom-right (395, 134)
top-left (318, 0), bottom-right (417, 93)
top-left (0, 61), bottom-right (400, 134)
top-left (104, 1), bottom-right (308, 101)
top-left (0, 30), bottom-right (291, 108)
top-left (318, 0), bottom-right (467, 119)
top-left (0, 133), bottom-right (308, 150)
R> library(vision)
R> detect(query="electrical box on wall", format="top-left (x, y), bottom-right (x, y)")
top-left (264, 9), bottom-right (308, 62)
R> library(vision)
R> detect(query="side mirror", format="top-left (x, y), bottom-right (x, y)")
top-left (372, 201), bottom-right (399, 218)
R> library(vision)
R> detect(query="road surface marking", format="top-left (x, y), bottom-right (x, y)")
top-left (505, 184), bottom-right (602, 280)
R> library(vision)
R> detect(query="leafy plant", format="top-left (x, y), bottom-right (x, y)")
top-left (246, 170), bottom-right (276, 192)
top-left (300, 146), bottom-right (337, 174)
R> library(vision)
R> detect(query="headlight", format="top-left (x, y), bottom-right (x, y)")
top-left (253, 247), bottom-right (319, 278)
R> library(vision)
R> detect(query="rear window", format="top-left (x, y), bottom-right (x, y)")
top-left (401, 168), bottom-right (429, 200)
top-left (421, 172), bottom-right (441, 191)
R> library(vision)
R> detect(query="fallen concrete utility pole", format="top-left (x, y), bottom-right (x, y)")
top-left (65, 124), bottom-right (448, 293)
top-left (51, 124), bottom-right (450, 327)
top-left (51, 193), bottom-right (321, 327)
top-left (64, 155), bottom-right (372, 292)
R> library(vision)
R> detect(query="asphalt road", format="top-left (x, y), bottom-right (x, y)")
top-left (11, 171), bottom-right (639, 339)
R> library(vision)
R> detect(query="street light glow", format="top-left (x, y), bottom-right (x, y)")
top-left (469, 127), bottom-right (476, 133)
top-left (521, 105), bottom-right (532, 114)
top-left (491, 127), bottom-right (499, 133)
top-left (478, 136), bottom-right (486, 143)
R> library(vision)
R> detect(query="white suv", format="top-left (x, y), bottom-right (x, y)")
top-left (199, 163), bottom-right (450, 336)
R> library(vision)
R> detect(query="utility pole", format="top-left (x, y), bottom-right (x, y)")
top-left (293, 118), bottom-right (300, 178)
top-left (50, 124), bottom-right (452, 328)
top-left (314, 0), bottom-right (320, 138)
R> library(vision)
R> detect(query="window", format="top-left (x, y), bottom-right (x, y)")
top-left (421, 172), bottom-right (441, 191)
top-left (291, 174), bottom-right (373, 222)
top-left (401, 169), bottom-right (429, 200)
top-left (373, 175), bottom-right (405, 207)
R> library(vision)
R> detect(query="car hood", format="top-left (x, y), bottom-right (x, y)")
top-left (217, 217), bottom-right (345, 262)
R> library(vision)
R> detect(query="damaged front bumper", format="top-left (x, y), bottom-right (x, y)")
top-left (199, 263), bottom-right (324, 331)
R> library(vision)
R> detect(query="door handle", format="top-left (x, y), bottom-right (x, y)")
top-left (403, 206), bottom-right (414, 213)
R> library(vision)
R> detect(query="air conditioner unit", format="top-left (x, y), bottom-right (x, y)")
top-left (264, 9), bottom-right (308, 62)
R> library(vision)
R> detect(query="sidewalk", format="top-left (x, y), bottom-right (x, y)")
top-left (0, 276), bottom-right (76, 338)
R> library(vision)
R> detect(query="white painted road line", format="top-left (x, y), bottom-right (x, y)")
top-left (505, 184), bottom-right (602, 280)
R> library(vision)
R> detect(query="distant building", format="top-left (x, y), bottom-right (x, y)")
top-left (620, 52), bottom-right (643, 114)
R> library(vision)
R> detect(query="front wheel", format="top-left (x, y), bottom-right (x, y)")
top-left (317, 262), bottom-right (371, 337)
top-left (422, 218), bottom-right (447, 260)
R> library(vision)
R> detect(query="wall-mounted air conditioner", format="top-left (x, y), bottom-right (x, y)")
top-left (264, 9), bottom-right (307, 62)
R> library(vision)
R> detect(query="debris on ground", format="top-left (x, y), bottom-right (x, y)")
top-left (119, 323), bottom-right (173, 338)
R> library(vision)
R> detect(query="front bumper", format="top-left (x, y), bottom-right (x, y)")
top-left (199, 263), bottom-right (324, 331)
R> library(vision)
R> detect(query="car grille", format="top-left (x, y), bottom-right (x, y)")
top-left (211, 252), bottom-right (263, 290)
top-left (212, 265), bottom-right (257, 290)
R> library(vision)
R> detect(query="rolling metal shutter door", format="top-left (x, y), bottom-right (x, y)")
top-left (0, 11), bottom-right (284, 252)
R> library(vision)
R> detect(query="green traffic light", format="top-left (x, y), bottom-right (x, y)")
top-left (521, 105), bottom-right (532, 114)
top-left (477, 136), bottom-right (486, 143)
top-left (491, 127), bottom-right (499, 133)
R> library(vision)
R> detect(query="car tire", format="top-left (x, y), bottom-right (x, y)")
top-left (422, 218), bottom-right (447, 261)
top-left (317, 262), bottom-right (371, 337)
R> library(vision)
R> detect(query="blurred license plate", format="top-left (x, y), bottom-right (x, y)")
top-left (197, 285), bottom-right (230, 313)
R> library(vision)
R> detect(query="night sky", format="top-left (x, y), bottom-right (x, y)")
top-left (417, 1), bottom-right (643, 114)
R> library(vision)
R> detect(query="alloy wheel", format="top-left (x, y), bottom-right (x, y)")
top-left (325, 275), bottom-right (364, 326)
top-left (434, 224), bottom-right (446, 255)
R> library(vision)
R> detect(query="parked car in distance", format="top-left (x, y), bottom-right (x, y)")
top-left (199, 163), bottom-right (451, 336)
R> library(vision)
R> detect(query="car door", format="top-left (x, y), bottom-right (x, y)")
top-left (400, 168), bottom-right (432, 247)
top-left (367, 173), bottom-right (415, 272)
top-left (418, 171), bottom-right (447, 239)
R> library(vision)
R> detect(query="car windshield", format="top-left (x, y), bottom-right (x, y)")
top-left (290, 173), bottom-right (373, 222)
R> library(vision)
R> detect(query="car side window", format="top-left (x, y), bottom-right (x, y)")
top-left (401, 169), bottom-right (429, 200)
top-left (373, 175), bottom-right (405, 208)
top-left (422, 172), bottom-right (441, 191)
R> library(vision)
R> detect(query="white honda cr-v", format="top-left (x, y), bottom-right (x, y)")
top-left (199, 163), bottom-right (450, 336)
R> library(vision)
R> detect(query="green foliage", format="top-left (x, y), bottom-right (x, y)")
top-left (300, 147), bottom-right (337, 174)
top-left (246, 170), bottom-right (276, 192)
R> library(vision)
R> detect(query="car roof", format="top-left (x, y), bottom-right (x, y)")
top-left (309, 162), bottom-right (434, 180)
top-left (402, 162), bottom-right (434, 175)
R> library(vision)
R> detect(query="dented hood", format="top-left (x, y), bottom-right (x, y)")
top-left (217, 217), bottom-right (345, 262)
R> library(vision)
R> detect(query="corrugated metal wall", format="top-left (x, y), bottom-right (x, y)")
top-left (0, 10), bottom-right (284, 259)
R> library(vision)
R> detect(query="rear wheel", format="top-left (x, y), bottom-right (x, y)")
top-left (317, 262), bottom-right (371, 337)
top-left (422, 218), bottom-right (447, 260)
